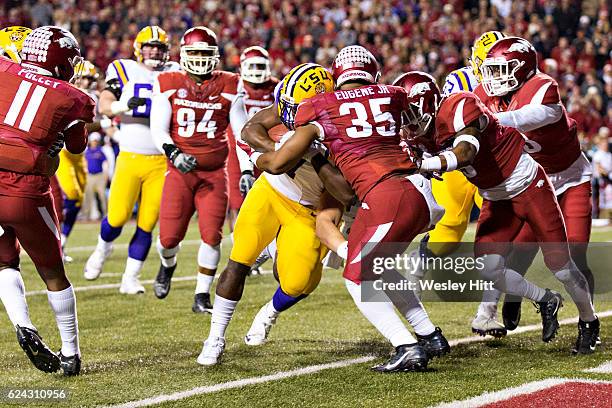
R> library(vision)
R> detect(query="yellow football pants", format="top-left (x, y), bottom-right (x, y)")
top-left (56, 149), bottom-right (87, 203)
top-left (428, 171), bottom-right (482, 256)
top-left (106, 152), bottom-right (167, 232)
top-left (231, 176), bottom-right (324, 297)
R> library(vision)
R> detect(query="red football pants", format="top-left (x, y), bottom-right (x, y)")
top-left (344, 176), bottom-right (430, 284)
top-left (159, 166), bottom-right (228, 249)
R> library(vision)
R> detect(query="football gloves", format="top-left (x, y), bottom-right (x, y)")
top-left (127, 96), bottom-right (148, 109)
top-left (162, 143), bottom-right (197, 174)
top-left (47, 132), bottom-right (65, 158)
top-left (239, 170), bottom-right (255, 197)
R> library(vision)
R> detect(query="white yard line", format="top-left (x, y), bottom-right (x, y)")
top-left (585, 360), bottom-right (612, 374)
top-left (430, 378), bottom-right (612, 408)
top-left (105, 310), bottom-right (612, 408)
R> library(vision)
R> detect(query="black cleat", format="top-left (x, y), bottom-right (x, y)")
top-left (153, 263), bottom-right (177, 299)
top-left (192, 293), bottom-right (213, 314)
top-left (371, 343), bottom-right (428, 373)
top-left (572, 318), bottom-right (600, 355)
top-left (535, 290), bottom-right (563, 343)
top-left (416, 327), bottom-right (450, 358)
top-left (248, 253), bottom-right (270, 276)
top-left (15, 325), bottom-right (60, 373)
top-left (59, 351), bottom-right (81, 376)
top-left (502, 294), bottom-right (522, 331)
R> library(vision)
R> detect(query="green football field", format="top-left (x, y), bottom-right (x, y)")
top-left (1, 221), bottom-right (611, 407)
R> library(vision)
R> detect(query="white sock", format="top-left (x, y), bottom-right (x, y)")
top-left (554, 261), bottom-right (596, 322)
top-left (195, 273), bottom-right (215, 294)
top-left (403, 306), bottom-right (436, 336)
top-left (124, 257), bottom-right (144, 279)
top-left (208, 295), bottom-right (238, 339)
top-left (345, 279), bottom-right (416, 347)
top-left (480, 254), bottom-right (546, 302)
top-left (0, 268), bottom-right (35, 330)
top-left (265, 300), bottom-right (280, 317)
top-left (157, 238), bottom-right (179, 268)
top-left (97, 235), bottom-right (113, 253)
top-left (477, 289), bottom-right (502, 319)
top-left (47, 286), bottom-right (79, 356)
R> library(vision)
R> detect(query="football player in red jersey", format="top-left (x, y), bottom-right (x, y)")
top-left (395, 71), bottom-right (599, 354)
top-left (150, 26), bottom-right (246, 313)
top-left (0, 26), bottom-right (95, 375)
top-left (226, 46), bottom-right (279, 234)
top-left (474, 37), bottom-right (594, 336)
top-left (251, 46), bottom-right (449, 372)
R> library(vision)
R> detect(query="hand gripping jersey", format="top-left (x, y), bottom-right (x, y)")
top-left (434, 92), bottom-right (527, 193)
top-left (294, 84), bottom-right (416, 201)
top-left (474, 73), bottom-right (589, 195)
top-left (155, 70), bottom-right (240, 171)
top-left (0, 58), bottom-right (94, 197)
top-left (106, 59), bottom-right (180, 155)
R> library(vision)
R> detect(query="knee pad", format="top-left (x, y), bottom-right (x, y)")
top-left (156, 237), bottom-right (181, 258)
top-left (198, 242), bottom-right (220, 269)
top-left (128, 227), bottom-right (152, 261)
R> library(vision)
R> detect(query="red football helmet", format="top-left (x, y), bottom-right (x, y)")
top-left (480, 36), bottom-right (537, 97)
top-left (332, 45), bottom-right (380, 88)
top-left (180, 26), bottom-right (220, 76)
top-left (392, 71), bottom-right (441, 140)
top-left (20, 26), bottom-right (82, 82)
top-left (240, 46), bottom-right (271, 84)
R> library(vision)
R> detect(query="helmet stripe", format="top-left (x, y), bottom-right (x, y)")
top-left (286, 63), bottom-right (318, 96)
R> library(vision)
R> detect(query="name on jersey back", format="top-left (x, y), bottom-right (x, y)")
top-left (335, 84), bottom-right (391, 100)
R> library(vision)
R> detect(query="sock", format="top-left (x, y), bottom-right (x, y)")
top-left (128, 227), bottom-right (152, 261)
top-left (477, 289), bottom-right (502, 319)
top-left (208, 294), bottom-right (238, 339)
top-left (61, 199), bottom-right (80, 238)
top-left (100, 217), bottom-right (122, 242)
top-left (554, 261), bottom-right (596, 322)
top-left (47, 286), bottom-right (79, 356)
top-left (272, 286), bottom-right (307, 312)
top-left (124, 257), bottom-right (144, 279)
top-left (345, 279), bottom-right (416, 347)
top-left (480, 254), bottom-right (546, 302)
top-left (0, 268), bottom-right (35, 330)
top-left (156, 238), bottom-right (179, 268)
top-left (265, 300), bottom-right (280, 317)
top-left (195, 273), bottom-right (215, 294)
top-left (403, 306), bottom-right (436, 337)
top-left (96, 235), bottom-right (113, 253)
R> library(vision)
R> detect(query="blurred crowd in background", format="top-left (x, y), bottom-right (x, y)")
top-left (2, 0), bottom-right (611, 216)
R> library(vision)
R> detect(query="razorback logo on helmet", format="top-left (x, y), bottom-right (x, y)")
top-left (507, 39), bottom-right (534, 53)
top-left (58, 36), bottom-right (78, 49)
top-left (409, 82), bottom-right (431, 97)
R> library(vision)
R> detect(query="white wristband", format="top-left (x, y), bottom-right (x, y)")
top-left (250, 152), bottom-right (263, 168)
top-left (100, 117), bottom-right (112, 129)
top-left (110, 100), bottom-right (129, 116)
top-left (336, 241), bottom-right (348, 260)
top-left (420, 156), bottom-right (442, 171)
top-left (441, 151), bottom-right (458, 171)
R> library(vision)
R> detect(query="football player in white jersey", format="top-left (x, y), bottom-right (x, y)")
top-left (84, 26), bottom-right (180, 294)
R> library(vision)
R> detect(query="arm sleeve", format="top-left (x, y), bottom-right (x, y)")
top-left (295, 100), bottom-right (324, 140)
top-left (229, 90), bottom-right (254, 172)
top-left (495, 103), bottom-right (563, 132)
top-left (150, 79), bottom-right (174, 153)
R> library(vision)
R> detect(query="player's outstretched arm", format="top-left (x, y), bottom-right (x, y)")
top-left (252, 124), bottom-right (317, 174)
top-left (99, 79), bottom-right (147, 118)
top-left (309, 155), bottom-right (355, 207)
top-left (495, 103), bottom-right (562, 132)
top-left (315, 204), bottom-right (348, 260)
top-left (418, 126), bottom-right (480, 174)
top-left (241, 105), bottom-right (281, 153)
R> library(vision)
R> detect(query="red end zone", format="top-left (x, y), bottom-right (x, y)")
top-left (485, 381), bottom-right (612, 408)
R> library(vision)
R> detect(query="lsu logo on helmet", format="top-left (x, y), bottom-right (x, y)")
top-left (470, 31), bottom-right (507, 81)
top-left (133, 25), bottom-right (170, 68)
top-left (276, 63), bottom-right (334, 129)
top-left (0, 26), bottom-right (32, 63)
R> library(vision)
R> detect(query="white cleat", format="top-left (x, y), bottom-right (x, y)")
top-left (119, 275), bottom-right (145, 295)
top-left (471, 314), bottom-right (507, 338)
top-left (244, 303), bottom-right (278, 346)
top-left (197, 337), bottom-right (225, 366)
top-left (83, 245), bottom-right (112, 280)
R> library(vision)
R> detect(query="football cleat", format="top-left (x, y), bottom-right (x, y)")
top-left (16, 325), bottom-right (60, 373)
top-left (244, 303), bottom-right (278, 346)
top-left (572, 318), bottom-right (600, 355)
top-left (535, 289), bottom-right (563, 343)
top-left (119, 274), bottom-right (145, 295)
top-left (371, 343), bottom-right (428, 373)
top-left (59, 351), bottom-right (81, 376)
top-left (83, 245), bottom-right (112, 280)
top-left (197, 337), bottom-right (225, 366)
top-left (471, 315), bottom-right (507, 338)
top-left (192, 293), bottom-right (213, 313)
top-left (502, 294), bottom-right (522, 331)
top-left (153, 264), bottom-right (177, 299)
top-left (416, 327), bottom-right (451, 358)
top-left (248, 252), bottom-right (270, 276)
